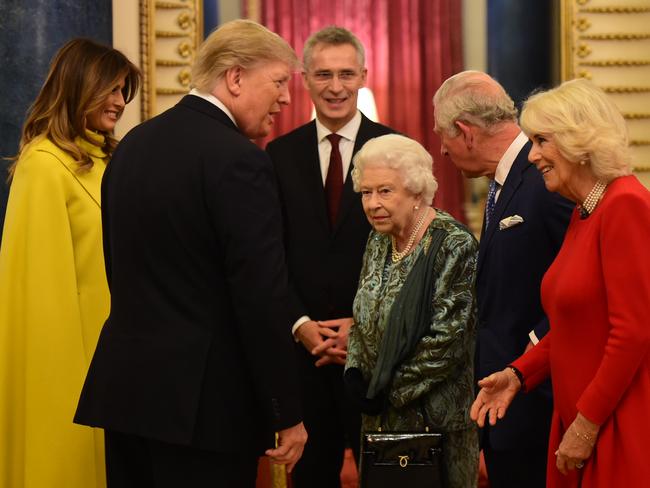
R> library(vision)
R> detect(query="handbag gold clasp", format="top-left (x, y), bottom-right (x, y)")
top-left (398, 455), bottom-right (409, 468)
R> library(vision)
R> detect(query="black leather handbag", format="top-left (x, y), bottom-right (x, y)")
top-left (360, 429), bottom-right (444, 488)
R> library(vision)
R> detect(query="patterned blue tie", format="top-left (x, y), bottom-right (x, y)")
top-left (485, 180), bottom-right (500, 229)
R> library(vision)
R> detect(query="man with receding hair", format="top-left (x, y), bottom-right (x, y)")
top-left (75, 20), bottom-right (306, 487)
top-left (267, 26), bottom-right (396, 487)
top-left (433, 71), bottom-right (572, 488)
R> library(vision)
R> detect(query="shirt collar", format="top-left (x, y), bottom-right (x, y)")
top-left (494, 131), bottom-right (529, 186)
top-left (189, 88), bottom-right (237, 127)
top-left (315, 110), bottom-right (362, 144)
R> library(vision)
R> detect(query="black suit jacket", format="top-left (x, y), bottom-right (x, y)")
top-left (476, 142), bottom-right (572, 450)
top-left (266, 114), bottom-right (395, 323)
top-left (75, 95), bottom-right (301, 455)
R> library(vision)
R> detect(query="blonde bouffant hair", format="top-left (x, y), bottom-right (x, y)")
top-left (191, 19), bottom-right (298, 93)
top-left (520, 78), bottom-right (631, 182)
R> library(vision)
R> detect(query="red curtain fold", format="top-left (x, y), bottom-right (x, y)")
top-left (250, 0), bottom-right (466, 220)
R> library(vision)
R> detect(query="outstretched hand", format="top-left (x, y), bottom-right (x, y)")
top-left (470, 368), bottom-right (521, 427)
top-left (265, 422), bottom-right (308, 473)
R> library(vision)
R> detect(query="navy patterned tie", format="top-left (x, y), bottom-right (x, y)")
top-left (485, 180), bottom-right (500, 229)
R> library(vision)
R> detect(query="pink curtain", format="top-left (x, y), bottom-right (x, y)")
top-left (246, 0), bottom-right (465, 220)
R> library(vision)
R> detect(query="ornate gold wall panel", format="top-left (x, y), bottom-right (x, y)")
top-left (140, 0), bottom-right (203, 119)
top-left (562, 0), bottom-right (650, 186)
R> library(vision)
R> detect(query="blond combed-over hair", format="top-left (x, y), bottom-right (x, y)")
top-left (191, 19), bottom-right (298, 92)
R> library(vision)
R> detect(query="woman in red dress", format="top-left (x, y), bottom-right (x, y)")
top-left (470, 78), bottom-right (650, 487)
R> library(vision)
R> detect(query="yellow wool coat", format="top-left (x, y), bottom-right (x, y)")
top-left (0, 133), bottom-right (109, 488)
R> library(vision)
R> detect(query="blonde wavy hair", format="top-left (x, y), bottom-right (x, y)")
top-left (520, 78), bottom-right (631, 182)
top-left (191, 19), bottom-right (298, 93)
top-left (10, 38), bottom-right (140, 179)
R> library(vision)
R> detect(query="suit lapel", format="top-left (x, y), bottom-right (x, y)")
top-left (300, 121), bottom-right (330, 232)
top-left (477, 143), bottom-right (531, 273)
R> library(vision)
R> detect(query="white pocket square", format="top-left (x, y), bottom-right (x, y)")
top-left (499, 215), bottom-right (524, 230)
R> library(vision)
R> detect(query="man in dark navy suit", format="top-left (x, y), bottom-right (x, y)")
top-left (433, 71), bottom-right (572, 488)
top-left (267, 27), bottom-right (395, 488)
top-left (75, 20), bottom-right (306, 488)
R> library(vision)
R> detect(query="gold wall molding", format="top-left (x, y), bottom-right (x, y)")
top-left (562, 0), bottom-right (650, 186)
top-left (577, 43), bottom-right (592, 57)
top-left (579, 7), bottom-right (650, 14)
top-left (602, 86), bottom-right (650, 93)
top-left (156, 1), bottom-right (188, 8)
top-left (576, 18), bottom-right (592, 31)
top-left (579, 33), bottom-right (650, 40)
top-left (578, 60), bottom-right (650, 66)
top-left (140, 0), bottom-right (203, 119)
top-left (155, 30), bottom-right (190, 38)
top-left (156, 88), bottom-right (191, 95)
top-left (156, 59), bottom-right (192, 67)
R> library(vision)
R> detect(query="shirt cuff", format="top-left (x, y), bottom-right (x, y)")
top-left (529, 329), bottom-right (540, 345)
top-left (292, 315), bottom-right (311, 341)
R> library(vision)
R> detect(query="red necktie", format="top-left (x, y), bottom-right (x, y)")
top-left (325, 133), bottom-right (343, 227)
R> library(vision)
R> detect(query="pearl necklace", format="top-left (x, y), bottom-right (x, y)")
top-left (391, 207), bottom-right (430, 263)
top-left (578, 180), bottom-right (607, 218)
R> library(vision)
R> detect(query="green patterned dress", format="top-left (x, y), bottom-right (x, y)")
top-left (347, 210), bottom-right (479, 488)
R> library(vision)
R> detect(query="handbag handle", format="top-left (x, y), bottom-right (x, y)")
top-left (377, 395), bottom-right (433, 432)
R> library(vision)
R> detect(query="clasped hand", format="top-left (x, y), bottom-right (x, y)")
top-left (296, 318), bottom-right (353, 366)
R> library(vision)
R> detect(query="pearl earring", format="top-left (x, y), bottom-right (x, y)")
top-left (580, 160), bottom-right (587, 166)
top-left (414, 205), bottom-right (419, 211)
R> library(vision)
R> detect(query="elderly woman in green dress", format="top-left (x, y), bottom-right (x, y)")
top-left (344, 134), bottom-right (479, 487)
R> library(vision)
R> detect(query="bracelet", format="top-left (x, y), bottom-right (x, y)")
top-left (507, 365), bottom-right (525, 390)
top-left (571, 423), bottom-right (596, 446)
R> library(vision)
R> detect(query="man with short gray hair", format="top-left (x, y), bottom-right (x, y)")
top-left (267, 26), bottom-right (396, 487)
top-left (434, 71), bottom-right (572, 488)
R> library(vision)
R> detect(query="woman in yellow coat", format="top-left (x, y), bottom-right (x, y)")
top-left (0, 38), bottom-right (139, 488)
